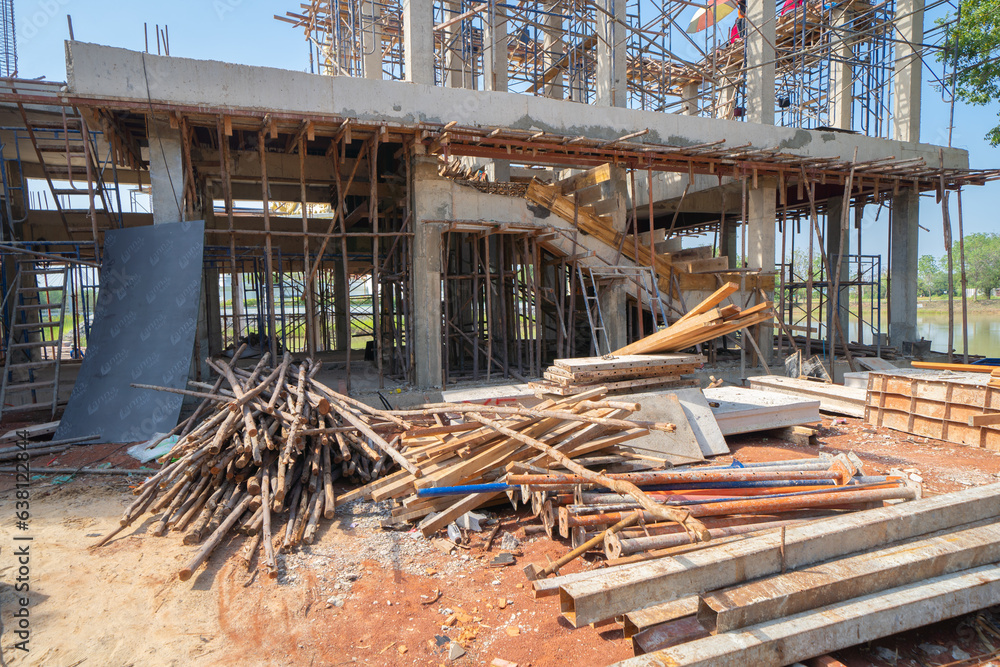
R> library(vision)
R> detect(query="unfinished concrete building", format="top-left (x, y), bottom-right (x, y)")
top-left (0, 0), bottom-right (997, 421)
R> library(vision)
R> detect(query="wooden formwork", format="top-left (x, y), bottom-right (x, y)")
top-left (864, 371), bottom-right (1000, 449)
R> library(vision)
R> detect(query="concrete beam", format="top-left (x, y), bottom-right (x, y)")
top-left (558, 481), bottom-right (1000, 627)
top-left (617, 565), bottom-right (1000, 667)
top-left (65, 42), bottom-right (969, 170)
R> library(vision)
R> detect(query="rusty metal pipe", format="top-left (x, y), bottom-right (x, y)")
top-left (562, 485), bottom-right (917, 530)
top-left (607, 517), bottom-right (812, 558)
top-left (508, 469), bottom-right (850, 487)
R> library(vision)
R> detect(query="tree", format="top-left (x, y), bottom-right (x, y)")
top-left (962, 233), bottom-right (1000, 298)
top-left (939, 0), bottom-right (1000, 146)
top-left (917, 255), bottom-right (948, 296)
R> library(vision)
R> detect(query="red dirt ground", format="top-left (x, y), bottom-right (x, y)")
top-left (3, 414), bottom-right (1000, 666)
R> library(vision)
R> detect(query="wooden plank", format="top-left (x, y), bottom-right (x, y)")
top-left (673, 282), bottom-right (739, 326)
top-left (911, 361), bottom-right (1000, 373)
top-left (673, 257), bottom-right (730, 274)
top-left (531, 376), bottom-right (699, 397)
top-left (0, 420), bottom-right (59, 442)
top-left (416, 491), bottom-right (502, 538)
top-left (558, 163), bottom-right (612, 195)
top-left (543, 364), bottom-right (701, 387)
top-left (553, 353), bottom-right (705, 374)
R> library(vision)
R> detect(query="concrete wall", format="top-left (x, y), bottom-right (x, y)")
top-left (65, 42), bottom-right (969, 170)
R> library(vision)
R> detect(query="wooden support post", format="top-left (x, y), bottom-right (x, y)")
top-left (299, 135), bottom-right (316, 357)
top-left (258, 130), bottom-right (278, 361)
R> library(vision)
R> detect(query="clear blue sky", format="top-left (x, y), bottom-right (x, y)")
top-left (13, 0), bottom-right (999, 261)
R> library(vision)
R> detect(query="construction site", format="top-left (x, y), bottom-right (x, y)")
top-left (2, 0), bottom-right (1000, 664)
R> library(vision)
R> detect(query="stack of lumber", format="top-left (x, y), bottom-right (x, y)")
top-left (95, 348), bottom-right (415, 580)
top-left (614, 282), bottom-right (774, 356)
top-left (522, 481), bottom-right (1000, 667)
top-left (530, 353), bottom-right (705, 396)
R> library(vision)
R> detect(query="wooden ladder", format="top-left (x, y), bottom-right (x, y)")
top-left (0, 258), bottom-right (70, 419)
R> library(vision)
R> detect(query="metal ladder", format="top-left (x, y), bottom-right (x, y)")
top-left (13, 95), bottom-right (122, 245)
top-left (0, 258), bottom-right (70, 418)
top-left (577, 265), bottom-right (671, 357)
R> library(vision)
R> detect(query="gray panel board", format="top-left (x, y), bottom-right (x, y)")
top-left (55, 221), bottom-right (205, 443)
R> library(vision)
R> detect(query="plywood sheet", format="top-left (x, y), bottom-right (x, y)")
top-left (55, 221), bottom-right (205, 443)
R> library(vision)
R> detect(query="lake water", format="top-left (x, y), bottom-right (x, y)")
top-left (916, 310), bottom-right (1000, 358)
top-left (799, 308), bottom-right (1000, 358)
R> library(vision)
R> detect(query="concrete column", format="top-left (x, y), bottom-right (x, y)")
top-left (543, 1), bottom-right (565, 99)
top-left (828, 7), bottom-right (853, 130)
top-left (889, 189), bottom-right (919, 345)
top-left (599, 166), bottom-right (629, 352)
top-left (412, 149), bottom-right (446, 386)
top-left (333, 259), bottom-right (350, 351)
top-left (682, 82), bottom-right (700, 116)
top-left (745, 0), bottom-right (776, 125)
top-left (893, 0), bottom-right (924, 143)
top-left (825, 197), bottom-right (851, 339)
top-left (483, 2), bottom-right (508, 92)
top-left (747, 178), bottom-right (776, 364)
top-left (403, 0), bottom-right (435, 85)
top-left (596, 0), bottom-right (627, 108)
top-left (362, 0), bottom-right (383, 80)
top-left (148, 119), bottom-right (184, 224)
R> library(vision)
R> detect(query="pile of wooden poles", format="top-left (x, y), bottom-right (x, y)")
top-left (95, 351), bottom-right (718, 580)
top-left (93, 346), bottom-right (415, 581)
